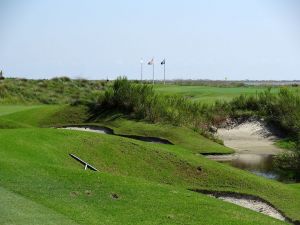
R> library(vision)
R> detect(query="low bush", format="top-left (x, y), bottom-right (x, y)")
top-left (274, 143), bottom-right (300, 181)
top-left (92, 77), bottom-right (215, 130)
top-left (228, 88), bottom-right (300, 136)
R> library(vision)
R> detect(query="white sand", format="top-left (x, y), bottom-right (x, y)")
top-left (209, 195), bottom-right (286, 221)
top-left (59, 127), bottom-right (107, 134)
top-left (217, 121), bottom-right (282, 155)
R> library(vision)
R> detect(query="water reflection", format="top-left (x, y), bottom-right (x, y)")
top-left (225, 154), bottom-right (273, 170)
top-left (213, 123), bottom-right (298, 182)
top-left (207, 153), bottom-right (283, 180)
top-left (220, 154), bottom-right (279, 180)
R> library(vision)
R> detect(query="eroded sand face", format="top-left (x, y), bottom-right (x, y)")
top-left (217, 122), bottom-right (282, 155)
top-left (208, 195), bottom-right (286, 221)
top-left (206, 121), bottom-right (282, 179)
top-left (59, 127), bottom-right (108, 134)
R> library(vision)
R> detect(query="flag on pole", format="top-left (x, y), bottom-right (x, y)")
top-left (148, 58), bottom-right (155, 84)
top-left (161, 59), bottom-right (166, 85)
top-left (148, 58), bottom-right (154, 65)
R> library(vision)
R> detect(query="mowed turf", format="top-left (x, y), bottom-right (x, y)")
top-left (0, 105), bottom-right (299, 224)
top-left (0, 105), bottom-right (87, 128)
top-left (0, 187), bottom-right (78, 225)
top-left (0, 105), bottom-right (41, 116)
top-left (0, 128), bottom-right (288, 225)
top-left (0, 105), bottom-right (232, 154)
top-left (154, 85), bottom-right (300, 104)
top-left (91, 117), bottom-right (233, 154)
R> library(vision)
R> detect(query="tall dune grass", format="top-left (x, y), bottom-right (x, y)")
top-left (92, 77), bottom-right (223, 141)
top-left (0, 77), bottom-right (106, 104)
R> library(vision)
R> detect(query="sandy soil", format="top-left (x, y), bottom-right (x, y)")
top-left (217, 121), bottom-right (282, 155)
top-left (59, 127), bottom-right (108, 134)
top-left (208, 195), bottom-right (286, 221)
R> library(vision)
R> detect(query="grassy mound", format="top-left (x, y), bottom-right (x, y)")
top-left (90, 118), bottom-right (232, 154)
top-left (0, 105), bottom-right (88, 128)
top-left (0, 128), bottom-right (288, 225)
top-left (0, 104), bottom-right (231, 154)
top-left (0, 186), bottom-right (78, 225)
top-left (0, 105), bottom-right (299, 224)
top-left (0, 105), bottom-right (42, 116)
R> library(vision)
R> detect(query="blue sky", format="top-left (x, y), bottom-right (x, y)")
top-left (0, 0), bottom-right (300, 80)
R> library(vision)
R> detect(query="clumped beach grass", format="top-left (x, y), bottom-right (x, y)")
top-left (0, 77), bottom-right (106, 104)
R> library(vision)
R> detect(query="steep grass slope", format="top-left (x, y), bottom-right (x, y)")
top-left (0, 105), bottom-right (232, 154)
top-left (91, 118), bottom-right (232, 154)
top-left (0, 187), bottom-right (78, 225)
top-left (0, 128), bottom-right (288, 225)
top-left (0, 105), bottom-right (41, 116)
top-left (0, 105), bottom-right (299, 224)
top-left (0, 105), bottom-right (87, 128)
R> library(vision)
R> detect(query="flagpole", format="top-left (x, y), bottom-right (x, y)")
top-left (140, 59), bottom-right (143, 82)
top-left (163, 62), bottom-right (166, 85)
top-left (152, 63), bottom-right (155, 85)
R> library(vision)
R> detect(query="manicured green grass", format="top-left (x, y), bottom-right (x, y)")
top-left (289, 184), bottom-right (300, 191)
top-left (92, 118), bottom-right (233, 154)
top-left (275, 139), bottom-right (297, 150)
top-left (0, 105), bottom-right (62, 127)
top-left (0, 186), bottom-right (78, 225)
top-left (0, 105), bottom-right (299, 224)
top-left (0, 128), bottom-right (289, 225)
top-left (0, 105), bottom-right (41, 116)
top-left (0, 105), bottom-right (232, 154)
top-left (154, 85), bottom-right (299, 104)
top-left (0, 105), bottom-right (88, 128)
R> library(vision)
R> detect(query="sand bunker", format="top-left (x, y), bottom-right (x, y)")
top-left (60, 126), bottom-right (109, 134)
top-left (192, 190), bottom-right (288, 222)
top-left (206, 121), bottom-right (284, 180)
top-left (59, 125), bottom-right (173, 144)
top-left (209, 194), bottom-right (286, 221)
top-left (217, 121), bottom-right (282, 155)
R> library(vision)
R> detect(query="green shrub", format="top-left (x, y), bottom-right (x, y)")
top-left (228, 88), bottom-right (300, 136)
top-left (93, 77), bottom-right (214, 132)
top-left (274, 145), bottom-right (300, 181)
